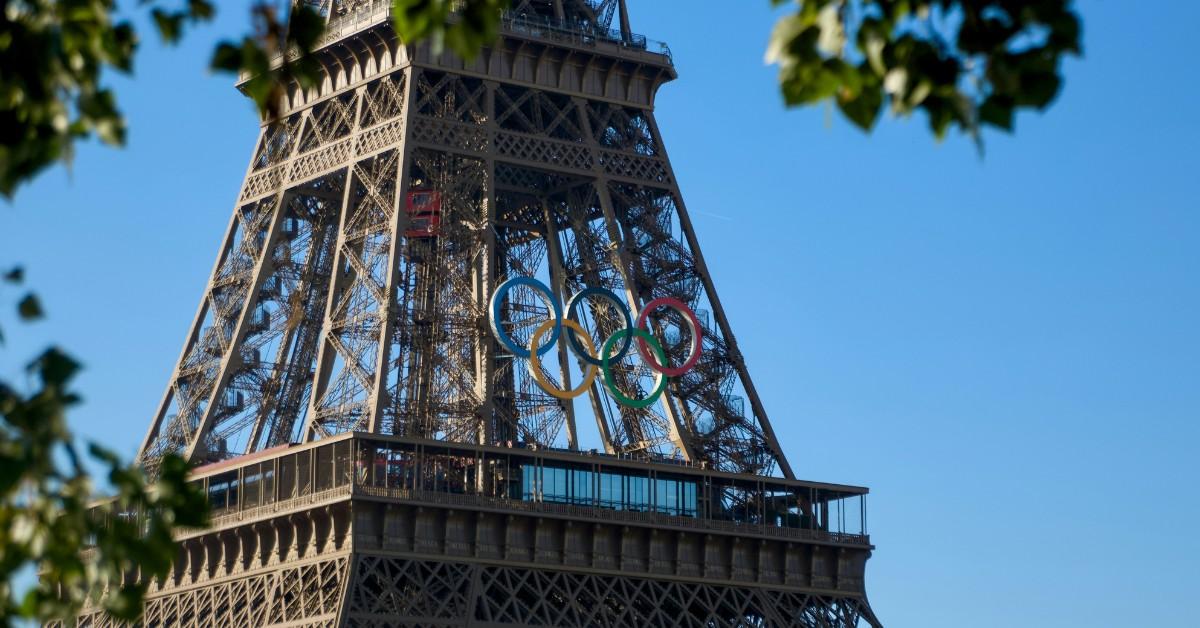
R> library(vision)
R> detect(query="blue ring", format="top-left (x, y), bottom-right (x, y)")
top-left (566, 287), bottom-right (634, 367)
top-left (489, 277), bottom-right (562, 359)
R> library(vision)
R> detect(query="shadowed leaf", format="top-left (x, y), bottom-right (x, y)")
top-left (767, 0), bottom-right (1082, 148)
top-left (18, 294), bottom-right (44, 320)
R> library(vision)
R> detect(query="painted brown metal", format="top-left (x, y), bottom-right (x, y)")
top-left (89, 434), bottom-right (880, 627)
top-left (121, 2), bottom-right (881, 626)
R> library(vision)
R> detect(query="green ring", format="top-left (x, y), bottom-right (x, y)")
top-left (601, 328), bottom-right (668, 409)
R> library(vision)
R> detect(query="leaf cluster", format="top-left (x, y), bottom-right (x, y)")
top-left (391, 0), bottom-right (509, 60)
top-left (0, 0), bottom-right (330, 198)
top-left (210, 2), bottom-right (326, 120)
top-left (0, 269), bottom-right (209, 624)
top-left (766, 0), bottom-right (1081, 143)
top-left (0, 0), bottom-right (527, 198)
top-left (0, 0), bottom-right (219, 198)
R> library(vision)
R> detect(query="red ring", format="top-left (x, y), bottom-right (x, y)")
top-left (635, 297), bottom-right (703, 377)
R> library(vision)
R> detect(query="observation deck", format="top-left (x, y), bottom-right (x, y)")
top-left (188, 433), bottom-right (870, 547)
top-left (240, 2), bottom-right (676, 113)
top-left (88, 434), bottom-right (874, 612)
top-left (315, 3), bottom-right (672, 64)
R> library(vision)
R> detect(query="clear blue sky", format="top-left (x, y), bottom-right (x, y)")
top-left (2, 1), bottom-right (1198, 625)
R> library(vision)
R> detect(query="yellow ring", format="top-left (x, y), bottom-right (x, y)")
top-left (528, 318), bottom-right (599, 400)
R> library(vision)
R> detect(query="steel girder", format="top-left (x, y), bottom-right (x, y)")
top-left (138, 4), bottom-right (797, 488)
top-left (137, 59), bottom-right (794, 479)
top-left (109, 7), bottom-right (891, 628)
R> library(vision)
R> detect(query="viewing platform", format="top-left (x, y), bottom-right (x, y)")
top-left (186, 432), bottom-right (870, 548)
top-left (243, 3), bottom-right (674, 89)
top-left (318, 3), bottom-right (672, 64)
top-left (86, 433), bottom-right (875, 614)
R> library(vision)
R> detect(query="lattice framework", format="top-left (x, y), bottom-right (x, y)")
top-left (138, 57), bottom-right (793, 478)
top-left (118, 7), bottom-right (885, 627)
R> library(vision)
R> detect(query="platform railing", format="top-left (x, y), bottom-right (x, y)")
top-left (89, 475), bottom-right (868, 549)
top-left (190, 485), bottom-right (351, 533)
top-left (243, 3), bottom-right (673, 84)
top-left (319, 2), bottom-right (672, 62)
top-left (353, 484), bottom-right (870, 546)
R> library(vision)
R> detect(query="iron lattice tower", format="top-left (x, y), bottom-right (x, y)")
top-left (83, 1), bottom-right (882, 626)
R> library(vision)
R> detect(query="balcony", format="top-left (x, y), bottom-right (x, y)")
top-left (319, 2), bottom-right (673, 63)
top-left (90, 432), bottom-right (870, 549)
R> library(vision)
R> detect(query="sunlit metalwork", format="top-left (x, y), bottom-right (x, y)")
top-left (101, 2), bottom-right (883, 626)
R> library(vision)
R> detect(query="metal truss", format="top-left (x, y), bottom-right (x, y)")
top-left (138, 40), bottom-right (793, 479)
top-left (84, 554), bottom-right (878, 628)
top-left (106, 5), bottom-right (891, 628)
top-left (345, 556), bottom-right (879, 628)
top-left (61, 557), bottom-right (349, 628)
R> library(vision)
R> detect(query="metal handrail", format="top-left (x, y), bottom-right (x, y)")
top-left (242, 3), bottom-right (673, 83)
top-left (320, 3), bottom-right (672, 62)
top-left (323, 1), bottom-right (392, 43)
top-left (499, 13), bottom-right (672, 63)
top-left (192, 484), bottom-right (352, 533)
top-left (85, 479), bottom-right (868, 550)
top-left (501, 13), bottom-right (646, 47)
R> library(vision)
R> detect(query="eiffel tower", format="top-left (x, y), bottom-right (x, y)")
top-left (85, 1), bottom-right (883, 625)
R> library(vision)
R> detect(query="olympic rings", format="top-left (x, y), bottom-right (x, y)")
top-left (529, 319), bottom-right (599, 400)
top-left (602, 328), bottom-right (667, 409)
top-left (490, 277), bottom-right (561, 359)
top-left (635, 297), bottom-right (704, 377)
top-left (566, 287), bottom-right (633, 367)
top-left (488, 276), bottom-right (703, 408)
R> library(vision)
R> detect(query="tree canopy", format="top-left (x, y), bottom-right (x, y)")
top-left (0, 269), bottom-right (209, 623)
top-left (767, 0), bottom-right (1081, 143)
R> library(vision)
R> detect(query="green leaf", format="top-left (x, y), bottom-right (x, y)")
top-left (1019, 72), bottom-right (1062, 109)
top-left (3, 266), bottom-right (23, 283)
top-left (104, 22), bottom-right (138, 73)
top-left (979, 97), bottom-right (1014, 131)
top-left (187, 0), bottom-right (216, 21)
top-left (925, 97), bottom-right (956, 140)
top-left (29, 347), bottom-right (82, 388)
top-left (18, 293), bottom-right (44, 320)
top-left (767, 0), bottom-right (1081, 149)
top-left (152, 9), bottom-right (185, 44)
top-left (766, 14), bottom-right (807, 66)
top-left (88, 442), bottom-right (122, 468)
top-left (289, 5), bottom-right (327, 52)
top-left (210, 42), bottom-right (243, 72)
top-left (391, 0), bottom-right (507, 59)
top-left (393, 0), bottom-right (448, 43)
top-left (78, 90), bottom-right (126, 146)
top-left (837, 84), bottom-right (883, 131)
top-left (103, 583), bottom-right (148, 620)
